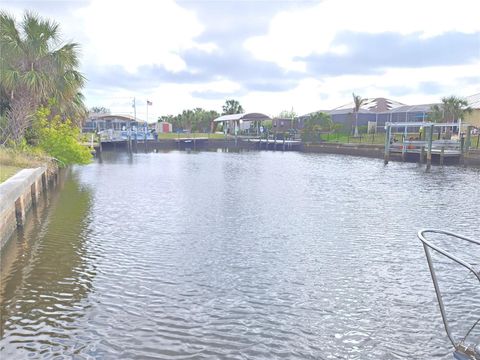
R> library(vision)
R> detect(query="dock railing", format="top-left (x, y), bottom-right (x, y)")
top-left (417, 229), bottom-right (479, 359)
top-left (390, 140), bottom-right (462, 153)
top-left (98, 130), bottom-right (153, 142)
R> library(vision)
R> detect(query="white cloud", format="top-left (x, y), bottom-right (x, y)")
top-left (244, 0), bottom-right (480, 71)
top-left (76, 0), bottom-right (214, 73)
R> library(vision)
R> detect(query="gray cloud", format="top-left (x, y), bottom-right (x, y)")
top-left (388, 86), bottom-right (414, 97)
top-left (191, 89), bottom-right (246, 100)
top-left (179, 0), bottom-right (301, 42)
top-left (461, 76), bottom-right (480, 85)
top-left (85, 64), bottom-right (210, 90)
top-left (80, 0), bottom-right (309, 96)
top-left (2, 0), bottom-right (87, 15)
top-left (302, 31), bottom-right (480, 76)
top-left (84, 45), bottom-right (303, 96)
top-left (181, 47), bottom-right (301, 83)
top-left (242, 79), bottom-right (298, 93)
top-left (417, 82), bottom-right (445, 95)
top-left (85, 27), bottom-right (479, 99)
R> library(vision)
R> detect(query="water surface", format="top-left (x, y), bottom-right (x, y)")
top-left (1, 151), bottom-right (479, 359)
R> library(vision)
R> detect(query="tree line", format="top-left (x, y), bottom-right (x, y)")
top-left (158, 99), bottom-right (244, 132)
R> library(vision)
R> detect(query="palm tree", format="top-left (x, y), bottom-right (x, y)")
top-left (90, 106), bottom-right (111, 114)
top-left (0, 11), bottom-right (86, 144)
top-left (429, 96), bottom-right (472, 137)
top-left (222, 99), bottom-right (244, 115)
top-left (352, 92), bottom-right (365, 137)
top-left (429, 104), bottom-right (444, 123)
top-left (430, 96), bottom-right (472, 123)
top-left (302, 112), bottom-right (332, 142)
top-left (442, 96), bottom-right (471, 123)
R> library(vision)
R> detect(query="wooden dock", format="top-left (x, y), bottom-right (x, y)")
top-left (384, 122), bottom-right (475, 170)
top-left (246, 138), bottom-right (302, 151)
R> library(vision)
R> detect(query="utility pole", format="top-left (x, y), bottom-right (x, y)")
top-left (133, 97), bottom-right (137, 121)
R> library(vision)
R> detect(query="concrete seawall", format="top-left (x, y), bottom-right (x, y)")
top-left (0, 166), bottom-right (57, 250)
top-left (303, 143), bottom-right (384, 159)
top-left (303, 143), bottom-right (480, 166)
top-left (464, 149), bottom-right (480, 167)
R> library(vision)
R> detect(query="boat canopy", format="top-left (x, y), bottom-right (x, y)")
top-left (213, 113), bottom-right (271, 122)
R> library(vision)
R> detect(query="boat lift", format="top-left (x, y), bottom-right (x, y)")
top-left (418, 229), bottom-right (480, 360)
top-left (384, 122), bottom-right (474, 170)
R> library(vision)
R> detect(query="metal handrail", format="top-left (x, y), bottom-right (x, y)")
top-left (417, 229), bottom-right (480, 357)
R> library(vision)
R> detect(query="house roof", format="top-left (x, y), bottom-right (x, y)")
top-left (387, 104), bottom-right (436, 113)
top-left (466, 93), bottom-right (480, 109)
top-left (213, 113), bottom-right (271, 122)
top-left (88, 114), bottom-right (147, 124)
top-left (333, 97), bottom-right (406, 112)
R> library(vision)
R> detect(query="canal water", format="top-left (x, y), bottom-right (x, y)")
top-left (1, 151), bottom-right (479, 359)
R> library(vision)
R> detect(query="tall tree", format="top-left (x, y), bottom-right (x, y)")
top-left (278, 108), bottom-right (297, 119)
top-left (90, 106), bottom-right (110, 114)
top-left (430, 96), bottom-right (472, 123)
top-left (352, 92), bottom-right (365, 137)
top-left (301, 112), bottom-right (332, 142)
top-left (442, 96), bottom-right (472, 123)
top-left (222, 99), bottom-right (244, 115)
top-left (163, 108), bottom-right (219, 132)
top-left (0, 11), bottom-right (86, 144)
top-left (429, 104), bottom-right (444, 123)
top-left (191, 108), bottom-right (219, 132)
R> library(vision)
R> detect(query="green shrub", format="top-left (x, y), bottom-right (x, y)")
top-left (36, 107), bottom-right (92, 166)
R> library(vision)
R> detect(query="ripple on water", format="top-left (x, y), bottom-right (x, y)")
top-left (1, 152), bottom-right (479, 359)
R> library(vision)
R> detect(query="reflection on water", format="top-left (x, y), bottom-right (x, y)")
top-left (0, 151), bottom-right (479, 359)
top-left (0, 170), bottom-right (94, 357)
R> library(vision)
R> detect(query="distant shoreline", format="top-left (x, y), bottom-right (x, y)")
top-left (96, 138), bottom-right (480, 168)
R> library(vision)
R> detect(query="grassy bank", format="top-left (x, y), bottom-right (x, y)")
top-left (0, 165), bottom-right (21, 183)
top-left (0, 148), bottom-right (54, 184)
top-left (319, 132), bottom-right (480, 148)
top-left (320, 133), bottom-right (387, 144)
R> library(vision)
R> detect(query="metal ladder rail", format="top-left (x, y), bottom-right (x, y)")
top-left (417, 229), bottom-right (480, 350)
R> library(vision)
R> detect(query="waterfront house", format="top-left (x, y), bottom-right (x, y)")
top-left (272, 118), bottom-right (296, 133)
top-left (298, 95), bottom-right (478, 133)
top-left (213, 113), bottom-right (271, 135)
top-left (83, 114), bottom-right (147, 133)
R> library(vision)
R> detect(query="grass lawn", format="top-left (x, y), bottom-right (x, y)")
top-left (324, 133), bottom-right (386, 145)
top-left (0, 147), bottom-right (53, 184)
top-left (0, 165), bottom-right (21, 183)
top-left (319, 132), bottom-right (424, 145)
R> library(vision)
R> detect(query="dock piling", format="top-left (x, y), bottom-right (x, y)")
top-left (31, 182), bottom-right (38, 206)
top-left (426, 125), bottom-right (434, 171)
top-left (15, 197), bottom-right (25, 227)
top-left (384, 124), bottom-right (391, 165)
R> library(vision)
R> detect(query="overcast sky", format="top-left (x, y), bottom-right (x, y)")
top-left (3, 0), bottom-right (480, 121)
